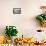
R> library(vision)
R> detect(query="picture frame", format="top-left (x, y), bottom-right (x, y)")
top-left (13, 8), bottom-right (21, 14)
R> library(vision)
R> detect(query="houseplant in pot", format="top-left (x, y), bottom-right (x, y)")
top-left (5, 26), bottom-right (18, 44)
top-left (36, 6), bottom-right (46, 27)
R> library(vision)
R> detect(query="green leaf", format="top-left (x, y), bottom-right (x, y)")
top-left (5, 26), bottom-right (18, 39)
top-left (36, 15), bottom-right (44, 21)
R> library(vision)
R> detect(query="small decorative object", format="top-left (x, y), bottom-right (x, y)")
top-left (36, 6), bottom-right (46, 27)
top-left (13, 8), bottom-right (21, 14)
top-left (5, 26), bottom-right (18, 44)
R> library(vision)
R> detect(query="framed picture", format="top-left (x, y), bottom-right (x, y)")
top-left (13, 8), bottom-right (21, 14)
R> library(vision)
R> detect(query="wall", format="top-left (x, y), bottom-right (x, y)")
top-left (0, 0), bottom-right (46, 40)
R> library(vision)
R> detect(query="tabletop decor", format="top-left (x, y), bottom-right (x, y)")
top-left (5, 26), bottom-right (18, 44)
top-left (36, 6), bottom-right (46, 27)
top-left (36, 14), bottom-right (46, 27)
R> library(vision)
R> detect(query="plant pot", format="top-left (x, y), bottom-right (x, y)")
top-left (40, 20), bottom-right (46, 27)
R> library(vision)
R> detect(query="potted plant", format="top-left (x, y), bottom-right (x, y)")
top-left (36, 14), bottom-right (46, 27)
top-left (36, 6), bottom-right (46, 27)
top-left (5, 26), bottom-right (18, 43)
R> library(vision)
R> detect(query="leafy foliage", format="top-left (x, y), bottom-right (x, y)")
top-left (5, 26), bottom-right (18, 38)
top-left (36, 14), bottom-right (46, 21)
